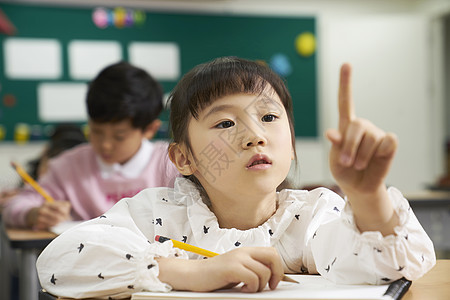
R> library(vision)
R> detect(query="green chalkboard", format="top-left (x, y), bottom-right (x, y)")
top-left (0, 3), bottom-right (317, 141)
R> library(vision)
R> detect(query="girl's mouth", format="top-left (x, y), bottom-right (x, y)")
top-left (247, 154), bottom-right (272, 170)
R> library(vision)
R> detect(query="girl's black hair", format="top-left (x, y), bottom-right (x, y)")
top-left (168, 56), bottom-right (297, 192)
top-left (169, 56), bottom-right (296, 155)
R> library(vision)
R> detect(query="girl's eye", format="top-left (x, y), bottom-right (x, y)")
top-left (262, 114), bottom-right (278, 122)
top-left (216, 120), bottom-right (235, 129)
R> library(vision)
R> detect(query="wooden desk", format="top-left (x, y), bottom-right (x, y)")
top-left (1, 224), bottom-right (56, 300)
top-left (403, 259), bottom-right (449, 300)
top-left (39, 260), bottom-right (450, 300)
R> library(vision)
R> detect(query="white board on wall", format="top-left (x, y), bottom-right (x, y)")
top-left (37, 83), bottom-right (88, 122)
top-left (128, 42), bottom-right (180, 80)
top-left (4, 38), bottom-right (62, 79)
top-left (68, 40), bottom-right (122, 80)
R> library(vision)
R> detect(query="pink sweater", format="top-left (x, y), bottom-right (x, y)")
top-left (3, 141), bottom-right (180, 227)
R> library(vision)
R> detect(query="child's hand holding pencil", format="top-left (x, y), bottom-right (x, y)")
top-left (11, 161), bottom-right (71, 230)
top-left (155, 235), bottom-right (297, 293)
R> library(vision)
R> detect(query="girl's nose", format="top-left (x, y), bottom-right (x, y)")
top-left (242, 134), bottom-right (267, 149)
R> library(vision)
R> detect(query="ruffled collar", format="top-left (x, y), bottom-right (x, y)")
top-left (172, 177), bottom-right (306, 254)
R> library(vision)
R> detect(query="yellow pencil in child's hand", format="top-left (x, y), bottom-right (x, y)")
top-left (155, 235), bottom-right (298, 284)
top-left (10, 161), bottom-right (54, 203)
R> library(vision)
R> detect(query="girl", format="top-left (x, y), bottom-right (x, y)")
top-left (36, 57), bottom-right (435, 299)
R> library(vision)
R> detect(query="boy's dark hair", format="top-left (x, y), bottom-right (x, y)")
top-left (86, 61), bottom-right (163, 130)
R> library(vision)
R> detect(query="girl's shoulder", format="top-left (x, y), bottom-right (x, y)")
top-left (276, 187), bottom-right (346, 216)
top-left (278, 186), bottom-right (344, 203)
top-left (125, 177), bottom-right (199, 210)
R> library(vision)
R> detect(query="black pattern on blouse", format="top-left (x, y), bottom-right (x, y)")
top-left (127, 285), bottom-right (134, 289)
top-left (331, 257), bottom-right (337, 265)
top-left (182, 235), bottom-right (187, 243)
top-left (50, 274), bottom-right (57, 285)
top-left (99, 215), bottom-right (107, 219)
top-left (98, 273), bottom-right (104, 279)
top-left (268, 229), bottom-right (274, 236)
top-left (162, 198), bottom-right (168, 202)
top-left (126, 254), bottom-right (133, 260)
top-left (294, 214), bottom-right (300, 220)
top-left (235, 241), bottom-right (241, 247)
top-left (203, 225), bottom-right (210, 234)
top-left (148, 264), bottom-right (155, 269)
top-left (324, 257), bottom-right (337, 273)
top-left (333, 206), bottom-right (340, 213)
top-left (77, 243), bottom-right (84, 253)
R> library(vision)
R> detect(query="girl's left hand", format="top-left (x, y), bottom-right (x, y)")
top-left (325, 63), bottom-right (398, 197)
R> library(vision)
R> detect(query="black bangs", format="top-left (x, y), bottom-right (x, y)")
top-left (184, 58), bottom-right (288, 120)
top-left (169, 56), bottom-right (294, 146)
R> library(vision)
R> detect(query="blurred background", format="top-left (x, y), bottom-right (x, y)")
top-left (0, 0), bottom-right (449, 257)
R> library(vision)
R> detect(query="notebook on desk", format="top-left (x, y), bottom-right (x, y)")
top-left (132, 275), bottom-right (411, 300)
top-left (49, 220), bottom-right (85, 235)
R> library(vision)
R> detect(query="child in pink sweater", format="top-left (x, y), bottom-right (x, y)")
top-left (3, 62), bottom-right (179, 230)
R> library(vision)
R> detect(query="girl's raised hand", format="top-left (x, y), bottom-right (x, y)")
top-left (325, 63), bottom-right (398, 196)
top-left (325, 64), bottom-right (400, 235)
top-left (157, 247), bottom-right (284, 293)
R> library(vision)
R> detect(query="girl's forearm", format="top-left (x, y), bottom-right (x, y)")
top-left (346, 185), bottom-right (399, 236)
top-left (156, 257), bottom-right (210, 292)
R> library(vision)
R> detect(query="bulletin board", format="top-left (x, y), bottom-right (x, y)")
top-left (0, 3), bottom-right (317, 141)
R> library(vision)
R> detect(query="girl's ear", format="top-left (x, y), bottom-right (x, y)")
top-left (168, 143), bottom-right (195, 175)
top-left (143, 119), bottom-right (162, 140)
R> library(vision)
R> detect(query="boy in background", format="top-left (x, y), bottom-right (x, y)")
top-left (3, 62), bottom-right (179, 230)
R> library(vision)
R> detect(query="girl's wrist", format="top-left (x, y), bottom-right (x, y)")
top-left (346, 185), bottom-right (399, 236)
top-left (156, 257), bottom-right (203, 291)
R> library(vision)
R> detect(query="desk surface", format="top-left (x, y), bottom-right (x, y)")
top-left (4, 227), bottom-right (56, 249)
top-left (403, 259), bottom-right (449, 300)
top-left (39, 260), bottom-right (449, 300)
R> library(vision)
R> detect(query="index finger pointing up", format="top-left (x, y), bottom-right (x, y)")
top-left (338, 63), bottom-right (355, 132)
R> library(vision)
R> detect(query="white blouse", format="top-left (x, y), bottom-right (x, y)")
top-left (36, 178), bottom-right (436, 299)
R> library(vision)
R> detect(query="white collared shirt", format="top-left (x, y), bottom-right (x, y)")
top-left (96, 139), bottom-right (154, 179)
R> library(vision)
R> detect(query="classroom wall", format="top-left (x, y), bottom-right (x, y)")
top-left (445, 16), bottom-right (450, 141)
top-left (0, 0), bottom-right (448, 194)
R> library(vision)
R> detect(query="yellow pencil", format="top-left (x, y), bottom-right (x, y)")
top-left (10, 161), bottom-right (54, 203)
top-left (155, 235), bottom-right (298, 284)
